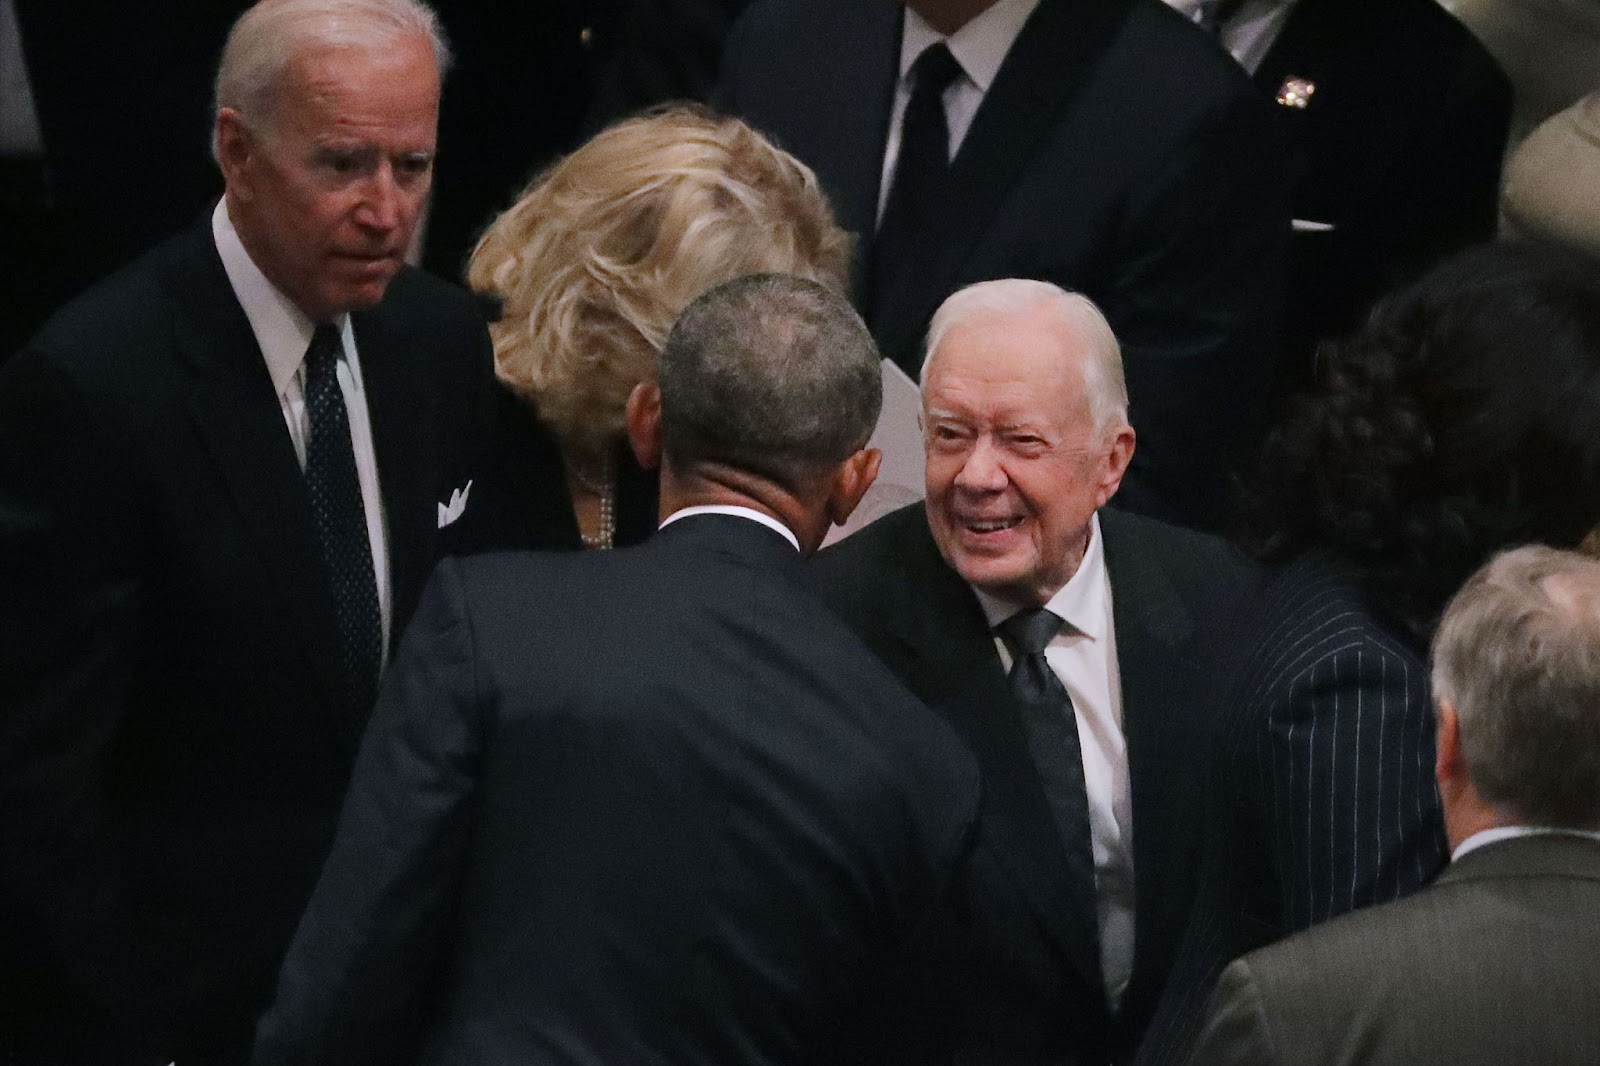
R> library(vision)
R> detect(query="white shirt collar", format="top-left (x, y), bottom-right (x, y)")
top-left (1452, 824), bottom-right (1600, 863)
top-left (900, 0), bottom-right (1041, 94)
top-left (212, 199), bottom-right (353, 396)
top-left (973, 511), bottom-right (1109, 642)
top-left (658, 505), bottom-right (802, 552)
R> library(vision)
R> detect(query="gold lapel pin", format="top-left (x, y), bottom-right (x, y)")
top-left (1276, 76), bottom-right (1316, 109)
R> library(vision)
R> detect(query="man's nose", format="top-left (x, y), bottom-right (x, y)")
top-left (954, 437), bottom-right (1007, 492)
top-left (355, 165), bottom-right (402, 233)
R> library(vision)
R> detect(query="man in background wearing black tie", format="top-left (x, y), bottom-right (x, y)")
top-left (0, 1), bottom-right (494, 1062)
top-left (814, 278), bottom-right (1257, 1064)
top-left (721, 0), bottom-right (1289, 528)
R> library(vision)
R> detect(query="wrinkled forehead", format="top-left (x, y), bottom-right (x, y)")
top-left (923, 313), bottom-right (1093, 417)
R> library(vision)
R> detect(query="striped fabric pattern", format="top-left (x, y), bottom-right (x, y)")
top-left (1137, 550), bottom-right (1447, 1065)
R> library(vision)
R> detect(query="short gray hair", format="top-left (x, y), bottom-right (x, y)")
top-left (659, 274), bottom-right (883, 487)
top-left (213, 0), bottom-right (451, 144)
top-left (1431, 544), bottom-right (1600, 829)
top-left (922, 279), bottom-right (1129, 430)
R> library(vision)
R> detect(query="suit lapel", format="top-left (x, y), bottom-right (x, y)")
top-left (871, 0), bottom-right (1138, 367)
top-left (164, 224), bottom-right (348, 734)
top-left (887, 513), bottom-right (1109, 1007)
top-left (1100, 509), bottom-right (1208, 1015)
top-left (354, 297), bottom-right (438, 650)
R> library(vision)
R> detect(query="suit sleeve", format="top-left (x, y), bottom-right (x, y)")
top-left (253, 561), bottom-right (485, 1066)
top-left (1263, 636), bottom-right (1447, 932)
top-left (1109, 84), bottom-right (1291, 528)
top-left (0, 346), bottom-right (149, 1027)
top-left (1187, 959), bottom-right (1283, 1066)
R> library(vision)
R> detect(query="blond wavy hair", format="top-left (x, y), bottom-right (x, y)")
top-left (467, 106), bottom-right (854, 470)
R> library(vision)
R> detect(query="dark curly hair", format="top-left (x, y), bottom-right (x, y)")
top-left (1242, 242), bottom-right (1600, 645)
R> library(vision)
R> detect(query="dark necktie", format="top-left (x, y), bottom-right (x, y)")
top-left (868, 42), bottom-right (963, 337)
top-left (303, 324), bottom-right (382, 722)
top-left (998, 607), bottom-right (1104, 982)
top-left (1196, 0), bottom-right (1246, 34)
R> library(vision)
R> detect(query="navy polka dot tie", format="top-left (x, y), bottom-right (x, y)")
top-left (303, 325), bottom-right (382, 722)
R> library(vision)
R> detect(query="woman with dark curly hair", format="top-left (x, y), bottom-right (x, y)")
top-left (1148, 243), bottom-right (1600, 1061)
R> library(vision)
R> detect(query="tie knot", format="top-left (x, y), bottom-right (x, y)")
top-left (999, 607), bottom-right (1062, 657)
top-left (910, 42), bottom-right (963, 95)
top-left (305, 324), bottom-right (343, 375)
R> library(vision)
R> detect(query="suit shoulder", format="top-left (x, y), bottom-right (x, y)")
top-left (812, 504), bottom-right (928, 615)
top-left (1102, 507), bottom-right (1258, 587)
top-left (21, 234), bottom-right (192, 375)
top-left (1117, 0), bottom-right (1264, 106)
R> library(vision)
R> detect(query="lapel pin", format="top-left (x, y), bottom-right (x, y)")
top-left (1276, 76), bottom-right (1316, 109)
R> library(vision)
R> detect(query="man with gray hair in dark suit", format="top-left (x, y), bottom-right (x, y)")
top-left (1192, 544), bottom-right (1600, 1066)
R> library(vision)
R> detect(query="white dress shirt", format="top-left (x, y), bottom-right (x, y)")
top-left (212, 200), bottom-right (393, 659)
top-left (1164, 0), bottom-right (1298, 74)
top-left (1452, 824), bottom-right (1600, 862)
top-left (877, 0), bottom-right (1041, 224)
top-left (973, 513), bottom-right (1135, 1005)
top-left (659, 505), bottom-right (801, 551)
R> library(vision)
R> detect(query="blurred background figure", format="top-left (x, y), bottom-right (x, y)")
top-left (1191, 544), bottom-right (1600, 1066)
top-left (720, 0), bottom-right (1291, 530)
top-left (1440, 0), bottom-right (1600, 151)
top-left (1140, 240), bottom-right (1600, 1064)
top-left (1502, 92), bottom-right (1600, 265)
top-left (1167, 0), bottom-right (1511, 388)
top-left (464, 106), bottom-right (851, 552)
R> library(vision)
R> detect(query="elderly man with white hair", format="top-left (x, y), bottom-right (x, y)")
top-left (813, 277), bottom-right (1259, 1065)
top-left (1191, 544), bottom-right (1600, 1066)
top-left (0, 1), bottom-right (495, 1061)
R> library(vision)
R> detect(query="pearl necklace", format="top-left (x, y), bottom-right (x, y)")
top-left (571, 452), bottom-right (616, 551)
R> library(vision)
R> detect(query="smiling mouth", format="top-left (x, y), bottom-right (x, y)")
top-left (963, 516), bottom-right (1023, 534)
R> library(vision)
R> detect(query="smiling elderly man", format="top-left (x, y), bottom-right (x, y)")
top-left (814, 278), bottom-right (1258, 1065)
top-left (0, 2), bottom-right (495, 1062)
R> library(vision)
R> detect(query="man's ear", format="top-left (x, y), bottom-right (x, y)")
top-left (625, 382), bottom-right (663, 471)
top-left (1095, 424), bottom-right (1136, 508)
top-left (213, 109), bottom-right (256, 200)
top-left (825, 447), bottom-right (882, 527)
top-left (1435, 699), bottom-right (1464, 790)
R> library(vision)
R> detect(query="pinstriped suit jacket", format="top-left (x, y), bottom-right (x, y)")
top-left (1138, 550), bottom-right (1447, 1064)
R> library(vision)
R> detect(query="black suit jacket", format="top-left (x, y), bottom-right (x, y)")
top-left (1190, 834), bottom-right (1600, 1066)
top-left (1252, 0), bottom-right (1509, 372)
top-left (253, 515), bottom-right (981, 1065)
top-left (0, 219), bottom-right (496, 1065)
top-left (812, 503), bottom-right (1257, 1064)
top-left (1136, 551), bottom-right (1448, 1065)
top-left (720, 0), bottom-right (1290, 527)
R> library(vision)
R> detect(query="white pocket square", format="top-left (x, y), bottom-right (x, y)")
top-left (1292, 218), bottom-right (1336, 233)
top-left (437, 479), bottom-right (472, 528)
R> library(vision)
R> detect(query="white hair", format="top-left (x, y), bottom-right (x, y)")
top-left (213, 0), bottom-right (450, 149)
top-left (921, 278), bottom-right (1129, 430)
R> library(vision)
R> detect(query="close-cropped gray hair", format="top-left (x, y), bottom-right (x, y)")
top-left (658, 274), bottom-right (882, 488)
top-left (213, 0), bottom-right (450, 142)
top-left (922, 279), bottom-right (1129, 431)
top-left (1431, 544), bottom-right (1600, 829)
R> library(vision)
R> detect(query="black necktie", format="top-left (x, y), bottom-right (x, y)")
top-left (303, 324), bottom-right (382, 723)
top-left (868, 42), bottom-right (963, 337)
top-left (998, 607), bottom-right (1104, 981)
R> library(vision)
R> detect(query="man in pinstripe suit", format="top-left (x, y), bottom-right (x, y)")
top-left (1190, 544), bottom-right (1600, 1066)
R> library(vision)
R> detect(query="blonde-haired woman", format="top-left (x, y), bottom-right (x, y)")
top-left (467, 106), bottom-right (852, 550)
